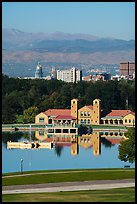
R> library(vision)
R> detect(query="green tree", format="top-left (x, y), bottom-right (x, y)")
top-left (118, 127), bottom-right (135, 163)
top-left (2, 93), bottom-right (23, 123)
top-left (23, 106), bottom-right (38, 123)
top-left (15, 114), bottom-right (24, 123)
top-left (2, 74), bottom-right (135, 124)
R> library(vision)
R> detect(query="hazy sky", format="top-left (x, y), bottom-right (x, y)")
top-left (2, 2), bottom-right (135, 40)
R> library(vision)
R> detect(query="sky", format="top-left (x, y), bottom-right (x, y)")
top-left (2, 2), bottom-right (135, 40)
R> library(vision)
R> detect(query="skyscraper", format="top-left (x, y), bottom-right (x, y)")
top-left (120, 62), bottom-right (135, 78)
top-left (57, 67), bottom-right (82, 83)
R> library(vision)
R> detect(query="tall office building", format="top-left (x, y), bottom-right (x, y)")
top-left (57, 67), bottom-right (82, 83)
top-left (76, 68), bottom-right (82, 82)
top-left (120, 62), bottom-right (135, 78)
top-left (35, 62), bottom-right (43, 79)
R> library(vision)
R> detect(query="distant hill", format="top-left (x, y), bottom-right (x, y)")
top-left (29, 39), bottom-right (134, 54)
top-left (2, 28), bottom-right (100, 50)
top-left (2, 28), bottom-right (135, 64)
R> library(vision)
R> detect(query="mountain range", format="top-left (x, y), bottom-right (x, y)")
top-left (2, 28), bottom-right (135, 64)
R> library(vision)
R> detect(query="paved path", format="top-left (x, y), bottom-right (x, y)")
top-left (2, 179), bottom-right (135, 194)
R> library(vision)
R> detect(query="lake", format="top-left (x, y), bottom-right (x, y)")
top-left (2, 130), bottom-right (134, 174)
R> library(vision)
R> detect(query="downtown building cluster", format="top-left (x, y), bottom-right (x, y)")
top-left (33, 61), bottom-right (135, 82)
top-left (35, 63), bottom-right (82, 83)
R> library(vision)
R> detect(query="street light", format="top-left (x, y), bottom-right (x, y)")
top-left (20, 159), bottom-right (23, 174)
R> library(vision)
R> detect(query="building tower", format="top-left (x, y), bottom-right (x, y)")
top-left (92, 99), bottom-right (101, 125)
top-left (71, 99), bottom-right (79, 123)
top-left (35, 62), bottom-right (43, 79)
top-left (51, 67), bottom-right (57, 79)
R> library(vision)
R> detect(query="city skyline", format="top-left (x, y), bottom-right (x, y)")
top-left (2, 2), bottom-right (135, 41)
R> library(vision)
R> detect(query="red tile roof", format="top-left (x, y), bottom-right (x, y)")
top-left (44, 109), bottom-right (71, 116)
top-left (43, 109), bottom-right (76, 120)
top-left (79, 105), bottom-right (93, 110)
top-left (106, 110), bottom-right (135, 117)
top-left (86, 105), bottom-right (93, 110)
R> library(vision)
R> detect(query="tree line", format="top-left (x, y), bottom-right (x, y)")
top-left (2, 74), bottom-right (135, 124)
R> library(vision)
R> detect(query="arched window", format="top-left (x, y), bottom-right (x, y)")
top-left (110, 119), bottom-right (113, 124)
top-left (39, 117), bottom-right (44, 123)
top-left (114, 119), bottom-right (118, 124)
top-left (100, 119), bottom-right (103, 124)
top-left (80, 119), bottom-right (84, 124)
top-left (87, 112), bottom-right (90, 116)
top-left (105, 120), bottom-right (108, 124)
top-left (49, 119), bottom-right (52, 124)
top-left (84, 112), bottom-right (87, 116)
top-left (80, 112), bottom-right (84, 116)
top-left (119, 120), bottom-right (123, 124)
top-left (88, 119), bottom-right (90, 124)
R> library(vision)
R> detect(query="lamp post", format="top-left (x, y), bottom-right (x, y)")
top-left (20, 159), bottom-right (23, 174)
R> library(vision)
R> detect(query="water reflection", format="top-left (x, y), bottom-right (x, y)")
top-left (3, 130), bottom-right (126, 157)
top-left (3, 130), bottom-right (133, 174)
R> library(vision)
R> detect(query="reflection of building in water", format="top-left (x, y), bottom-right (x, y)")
top-left (92, 132), bottom-right (101, 155)
top-left (34, 130), bottom-right (126, 156)
top-left (71, 135), bottom-right (79, 155)
top-left (78, 132), bottom-right (101, 156)
top-left (34, 130), bottom-right (101, 155)
top-left (35, 124), bottom-right (78, 137)
top-left (35, 130), bottom-right (48, 141)
top-left (106, 138), bottom-right (125, 144)
top-left (98, 130), bottom-right (126, 138)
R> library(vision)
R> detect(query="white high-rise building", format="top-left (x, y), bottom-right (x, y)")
top-left (57, 67), bottom-right (82, 83)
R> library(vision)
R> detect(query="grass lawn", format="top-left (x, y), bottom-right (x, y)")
top-left (2, 187), bottom-right (135, 202)
top-left (2, 168), bottom-right (135, 186)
